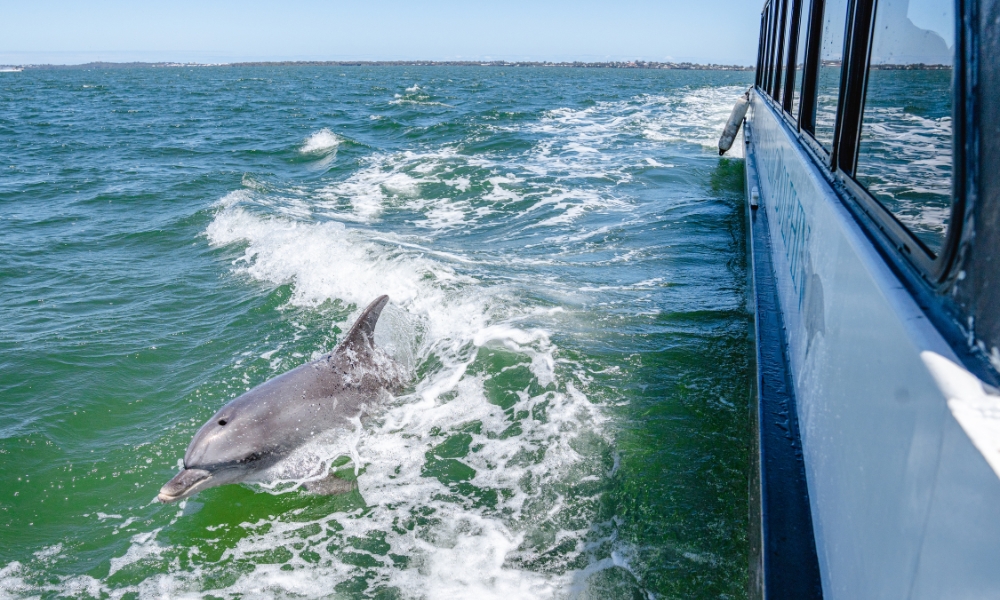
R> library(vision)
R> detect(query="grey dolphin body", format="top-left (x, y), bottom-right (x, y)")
top-left (158, 295), bottom-right (402, 503)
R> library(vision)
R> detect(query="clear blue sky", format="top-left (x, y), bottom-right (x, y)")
top-left (0, 0), bottom-right (763, 65)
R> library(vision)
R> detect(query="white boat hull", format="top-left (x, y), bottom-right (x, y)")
top-left (746, 89), bottom-right (1000, 598)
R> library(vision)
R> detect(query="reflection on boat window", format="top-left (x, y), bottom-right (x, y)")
top-left (776, 0), bottom-right (795, 101)
top-left (790, 0), bottom-right (811, 120)
top-left (757, 13), bottom-right (767, 86)
top-left (814, 0), bottom-right (849, 149)
top-left (855, 0), bottom-right (953, 254)
top-left (766, 3), bottom-right (780, 95)
top-left (760, 6), bottom-right (770, 89)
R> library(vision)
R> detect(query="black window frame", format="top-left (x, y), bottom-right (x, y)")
top-left (753, 0), bottom-right (968, 285)
top-left (781, 0), bottom-right (804, 113)
top-left (798, 0), bottom-right (823, 133)
top-left (767, 1), bottom-right (782, 96)
top-left (761, 4), bottom-right (772, 90)
top-left (772, 0), bottom-right (790, 100)
top-left (838, 0), bottom-right (966, 281)
top-left (759, 5), bottom-right (768, 89)
top-left (809, 0), bottom-right (854, 161)
top-left (757, 12), bottom-right (767, 87)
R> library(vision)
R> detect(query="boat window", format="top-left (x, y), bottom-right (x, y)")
top-left (761, 5), bottom-right (771, 89)
top-left (789, 0), bottom-right (812, 121)
top-left (757, 12), bottom-right (767, 86)
top-left (778, 0), bottom-right (798, 106)
top-left (759, 5), bottom-right (769, 89)
top-left (772, 0), bottom-right (789, 100)
top-left (813, 0), bottom-right (850, 150)
top-left (854, 0), bottom-right (954, 254)
top-left (765, 3), bottom-right (779, 95)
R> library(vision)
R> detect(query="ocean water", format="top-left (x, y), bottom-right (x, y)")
top-left (856, 68), bottom-right (953, 254)
top-left (0, 66), bottom-right (753, 599)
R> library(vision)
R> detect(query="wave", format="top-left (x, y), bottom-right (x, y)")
top-left (640, 85), bottom-right (749, 158)
top-left (0, 198), bottom-right (613, 597)
top-left (301, 129), bottom-right (341, 154)
top-left (0, 77), bottom-right (755, 598)
top-left (75, 200), bottom-right (608, 598)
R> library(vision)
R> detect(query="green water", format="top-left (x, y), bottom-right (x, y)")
top-left (0, 66), bottom-right (752, 598)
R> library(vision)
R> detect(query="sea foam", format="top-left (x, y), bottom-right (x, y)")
top-left (144, 199), bottom-right (611, 598)
top-left (300, 128), bottom-right (341, 154)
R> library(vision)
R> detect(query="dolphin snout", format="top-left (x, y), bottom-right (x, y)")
top-left (157, 468), bottom-right (212, 503)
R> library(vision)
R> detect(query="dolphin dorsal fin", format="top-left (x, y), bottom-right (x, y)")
top-left (337, 295), bottom-right (389, 356)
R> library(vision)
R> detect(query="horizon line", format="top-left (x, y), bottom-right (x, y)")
top-left (2, 59), bottom-right (756, 71)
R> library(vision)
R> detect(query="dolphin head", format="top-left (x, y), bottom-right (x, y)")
top-left (157, 400), bottom-right (280, 503)
top-left (159, 295), bottom-right (395, 503)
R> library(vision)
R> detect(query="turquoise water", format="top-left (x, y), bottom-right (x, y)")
top-left (0, 66), bottom-right (752, 599)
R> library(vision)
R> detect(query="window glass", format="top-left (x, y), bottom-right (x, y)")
top-left (778, 0), bottom-right (797, 104)
top-left (757, 14), bottom-right (766, 85)
top-left (774, 0), bottom-right (790, 99)
top-left (790, 0), bottom-right (811, 120)
top-left (813, 0), bottom-right (850, 150)
top-left (767, 3), bottom-right (780, 95)
top-left (855, 0), bottom-right (954, 254)
top-left (771, 0), bottom-right (785, 99)
top-left (761, 7), bottom-right (771, 89)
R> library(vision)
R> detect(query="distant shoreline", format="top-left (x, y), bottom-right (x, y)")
top-left (1, 60), bottom-right (755, 72)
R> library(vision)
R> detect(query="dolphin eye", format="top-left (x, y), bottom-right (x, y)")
top-left (218, 419), bottom-right (228, 426)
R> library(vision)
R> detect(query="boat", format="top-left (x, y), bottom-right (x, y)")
top-left (0, 66), bottom-right (24, 72)
top-left (728, 0), bottom-right (1000, 597)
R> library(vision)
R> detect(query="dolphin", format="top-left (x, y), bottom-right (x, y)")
top-left (158, 295), bottom-right (402, 503)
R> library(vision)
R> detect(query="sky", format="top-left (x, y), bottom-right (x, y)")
top-left (0, 0), bottom-right (764, 66)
